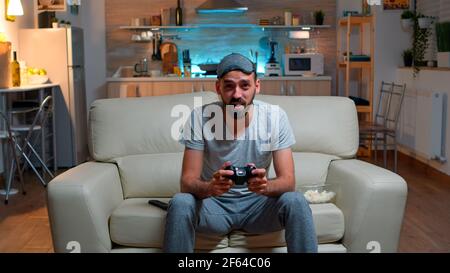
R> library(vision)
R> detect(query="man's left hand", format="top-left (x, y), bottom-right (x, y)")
top-left (247, 164), bottom-right (269, 195)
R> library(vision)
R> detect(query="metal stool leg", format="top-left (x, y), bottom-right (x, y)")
top-left (394, 137), bottom-right (398, 173)
top-left (383, 133), bottom-right (388, 169)
top-left (15, 142), bottom-right (48, 187)
top-left (3, 137), bottom-right (25, 204)
top-left (374, 133), bottom-right (378, 162)
top-left (10, 138), bottom-right (25, 194)
top-left (24, 140), bottom-right (54, 178)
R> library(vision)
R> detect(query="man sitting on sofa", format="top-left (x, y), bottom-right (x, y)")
top-left (163, 53), bottom-right (318, 253)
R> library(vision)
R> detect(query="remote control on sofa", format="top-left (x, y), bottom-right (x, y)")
top-left (148, 200), bottom-right (169, 211)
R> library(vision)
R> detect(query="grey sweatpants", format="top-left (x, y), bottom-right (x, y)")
top-left (163, 191), bottom-right (318, 253)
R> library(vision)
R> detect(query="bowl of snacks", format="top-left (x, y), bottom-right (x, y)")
top-left (298, 184), bottom-right (337, 204)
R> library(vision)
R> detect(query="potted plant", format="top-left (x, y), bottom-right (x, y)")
top-left (401, 10), bottom-right (414, 29)
top-left (412, 17), bottom-right (431, 75)
top-left (436, 21), bottom-right (450, 68)
top-left (314, 10), bottom-right (324, 25)
top-left (402, 49), bottom-right (413, 67)
top-left (51, 17), bottom-right (59, 28)
top-left (417, 14), bottom-right (434, 29)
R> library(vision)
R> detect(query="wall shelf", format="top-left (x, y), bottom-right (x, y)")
top-left (338, 61), bottom-right (372, 68)
top-left (119, 24), bottom-right (331, 31)
top-left (336, 15), bottom-right (375, 157)
top-left (339, 16), bottom-right (373, 26)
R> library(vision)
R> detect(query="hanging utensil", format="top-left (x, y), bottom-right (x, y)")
top-left (151, 36), bottom-right (157, 61)
top-left (156, 34), bottom-right (163, 61)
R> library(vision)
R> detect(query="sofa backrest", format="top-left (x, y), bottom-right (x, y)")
top-left (89, 91), bottom-right (358, 198)
top-left (256, 94), bottom-right (359, 158)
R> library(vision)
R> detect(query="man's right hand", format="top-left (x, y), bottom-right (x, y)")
top-left (208, 162), bottom-right (234, 196)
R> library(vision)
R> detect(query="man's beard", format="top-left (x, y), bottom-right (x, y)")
top-left (222, 91), bottom-right (256, 120)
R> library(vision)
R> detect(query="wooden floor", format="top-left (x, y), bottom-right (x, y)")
top-left (0, 152), bottom-right (449, 253)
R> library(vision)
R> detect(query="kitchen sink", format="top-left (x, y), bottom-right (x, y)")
top-left (112, 66), bottom-right (151, 78)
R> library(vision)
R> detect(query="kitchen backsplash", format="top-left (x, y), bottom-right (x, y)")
top-left (106, 0), bottom-right (336, 79)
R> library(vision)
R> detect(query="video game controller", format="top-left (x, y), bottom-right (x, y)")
top-left (224, 165), bottom-right (257, 185)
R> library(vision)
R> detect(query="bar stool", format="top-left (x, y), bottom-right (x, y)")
top-left (1, 96), bottom-right (55, 204)
top-left (359, 82), bottom-right (406, 173)
top-left (0, 112), bottom-right (25, 204)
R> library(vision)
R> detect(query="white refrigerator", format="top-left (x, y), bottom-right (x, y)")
top-left (19, 27), bottom-right (88, 167)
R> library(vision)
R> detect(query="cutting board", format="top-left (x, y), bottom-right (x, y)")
top-left (161, 42), bottom-right (178, 74)
top-left (0, 42), bottom-right (11, 88)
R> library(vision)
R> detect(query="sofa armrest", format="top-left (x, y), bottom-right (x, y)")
top-left (326, 159), bottom-right (407, 253)
top-left (47, 162), bottom-right (124, 253)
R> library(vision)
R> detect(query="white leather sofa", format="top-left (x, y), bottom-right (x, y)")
top-left (47, 91), bottom-right (408, 253)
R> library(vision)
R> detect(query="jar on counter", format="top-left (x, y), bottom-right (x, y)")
top-left (292, 15), bottom-right (300, 26)
top-left (284, 11), bottom-right (292, 26)
top-left (183, 63), bottom-right (191, 78)
top-left (19, 60), bottom-right (28, 86)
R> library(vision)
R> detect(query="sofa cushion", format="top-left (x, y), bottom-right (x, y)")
top-left (90, 92), bottom-right (358, 163)
top-left (267, 152), bottom-right (338, 188)
top-left (256, 94), bottom-right (358, 158)
top-left (115, 153), bottom-right (183, 198)
top-left (110, 198), bottom-right (228, 250)
top-left (228, 203), bottom-right (345, 247)
top-left (117, 152), bottom-right (337, 198)
top-left (109, 199), bottom-right (344, 249)
top-left (89, 92), bottom-right (218, 161)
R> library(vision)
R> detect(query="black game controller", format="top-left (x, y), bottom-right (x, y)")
top-left (224, 165), bottom-right (257, 185)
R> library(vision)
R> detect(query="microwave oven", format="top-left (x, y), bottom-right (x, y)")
top-left (283, 53), bottom-right (324, 76)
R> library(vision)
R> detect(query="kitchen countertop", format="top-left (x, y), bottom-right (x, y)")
top-left (107, 75), bottom-right (332, 82)
top-left (0, 83), bottom-right (60, 93)
top-left (107, 66), bottom-right (332, 82)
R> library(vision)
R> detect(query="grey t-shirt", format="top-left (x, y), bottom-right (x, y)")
top-left (180, 100), bottom-right (296, 197)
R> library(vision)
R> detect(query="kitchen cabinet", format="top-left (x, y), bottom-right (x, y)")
top-left (287, 80), bottom-right (331, 96)
top-left (260, 78), bottom-right (331, 96)
top-left (107, 82), bottom-right (151, 98)
top-left (108, 78), bottom-right (331, 98)
top-left (107, 79), bottom-right (216, 98)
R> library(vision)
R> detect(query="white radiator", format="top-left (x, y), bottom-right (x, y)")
top-left (430, 92), bottom-right (447, 163)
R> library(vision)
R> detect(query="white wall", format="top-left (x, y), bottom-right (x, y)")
top-left (1, 1), bottom-right (106, 111)
top-left (83, 0), bottom-right (107, 110)
top-left (396, 68), bottom-right (450, 175)
top-left (0, 0), bottom-right (35, 52)
top-left (337, 1), bottom-right (450, 175)
top-left (0, 0), bottom-right (35, 174)
top-left (336, 1), bottom-right (410, 101)
top-left (372, 5), bottom-right (411, 103)
top-left (55, 0), bottom-right (107, 111)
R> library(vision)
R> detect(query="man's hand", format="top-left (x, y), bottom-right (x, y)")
top-left (247, 163), bottom-right (269, 195)
top-left (208, 162), bottom-right (234, 197)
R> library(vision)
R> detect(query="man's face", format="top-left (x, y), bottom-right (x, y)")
top-left (216, 70), bottom-right (260, 118)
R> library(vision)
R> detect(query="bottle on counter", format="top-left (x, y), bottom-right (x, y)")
top-left (176, 0), bottom-right (183, 26)
top-left (174, 65), bottom-right (182, 77)
top-left (11, 51), bottom-right (20, 87)
top-left (183, 63), bottom-right (191, 78)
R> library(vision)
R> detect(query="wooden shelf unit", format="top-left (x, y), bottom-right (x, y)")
top-left (337, 15), bottom-right (375, 156)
